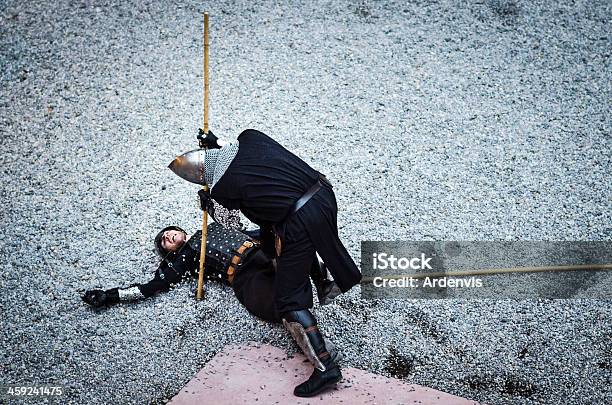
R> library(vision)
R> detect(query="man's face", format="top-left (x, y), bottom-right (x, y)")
top-left (161, 229), bottom-right (186, 253)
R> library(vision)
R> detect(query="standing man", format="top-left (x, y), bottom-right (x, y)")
top-left (172, 128), bottom-right (362, 397)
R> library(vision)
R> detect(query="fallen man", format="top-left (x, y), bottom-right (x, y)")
top-left (170, 128), bottom-right (362, 397)
top-left (81, 222), bottom-right (340, 324)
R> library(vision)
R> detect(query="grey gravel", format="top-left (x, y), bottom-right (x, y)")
top-left (1, 1), bottom-right (610, 404)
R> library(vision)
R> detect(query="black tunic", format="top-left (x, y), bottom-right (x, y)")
top-left (210, 129), bottom-right (362, 313)
top-left (210, 129), bottom-right (319, 224)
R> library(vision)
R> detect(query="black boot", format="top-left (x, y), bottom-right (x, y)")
top-left (294, 352), bottom-right (342, 397)
top-left (283, 310), bottom-right (342, 397)
top-left (309, 260), bottom-right (342, 305)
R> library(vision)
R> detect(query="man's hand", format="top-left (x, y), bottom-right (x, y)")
top-left (82, 289), bottom-right (108, 308)
top-left (82, 288), bottom-right (119, 307)
top-left (198, 189), bottom-right (213, 211)
top-left (197, 129), bottom-right (221, 149)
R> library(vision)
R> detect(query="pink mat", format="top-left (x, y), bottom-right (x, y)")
top-left (170, 343), bottom-right (479, 404)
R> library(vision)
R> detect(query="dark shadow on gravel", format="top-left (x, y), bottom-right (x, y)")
top-left (462, 373), bottom-right (537, 398)
top-left (384, 346), bottom-right (415, 379)
top-left (488, 0), bottom-right (521, 19)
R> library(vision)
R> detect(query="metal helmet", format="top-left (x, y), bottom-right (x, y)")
top-left (168, 149), bottom-right (209, 185)
top-left (169, 145), bottom-right (238, 187)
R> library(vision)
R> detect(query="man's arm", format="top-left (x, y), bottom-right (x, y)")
top-left (199, 189), bottom-right (243, 229)
top-left (82, 245), bottom-right (198, 308)
top-left (81, 275), bottom-right (176, 308)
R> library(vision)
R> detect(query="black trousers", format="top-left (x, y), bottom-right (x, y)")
top-left (274, 184), bottom-right (361, 314)
top-left (234, 184), bottom-right (361, 319)
top-left (274, 217), bottom-right (317, 314)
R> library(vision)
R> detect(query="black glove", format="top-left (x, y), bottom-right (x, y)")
top-left (198, 189), bottom-right (214, 212)
top-left (197, 129), bottom-right (221, 149)
top-left (81, 288), bottom-right (119, 308)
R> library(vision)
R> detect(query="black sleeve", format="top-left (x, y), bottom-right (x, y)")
top-left (137, 245), bottom-right (199, 298)
top-left (136, 275), bottom-right (172, 298)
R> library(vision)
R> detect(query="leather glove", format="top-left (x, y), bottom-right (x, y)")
top-left (198, 189), bottom-right (213, 211)
top-left (82, 288), bottom-right (119, 307)
top-left (197, 129), bottom-right (221, 149)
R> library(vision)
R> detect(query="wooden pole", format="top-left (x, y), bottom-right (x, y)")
top-left (359, 263), bottom-right (612, 283)
top-left (196, 12), bottom-right (210, 301)
top-left (203, 12), bottom-right (209, 134)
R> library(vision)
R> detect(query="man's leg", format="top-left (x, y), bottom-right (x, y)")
top-left (273, 223), bottom-right (315, 314)
top-left (298, 186), bottom-right (362, 293)
top-left (275, 220), bottom-right (342, 397)
top-left (283, 309), bottom-right (342, 397)
top-left (309, 256), bottom-right (342, 305)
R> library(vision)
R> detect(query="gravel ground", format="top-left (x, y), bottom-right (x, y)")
top-left (1, 0), bottom-right (610, 404)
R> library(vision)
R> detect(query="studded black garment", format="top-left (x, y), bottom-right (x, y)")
top-left (187, 222), bottom-right (255, 283)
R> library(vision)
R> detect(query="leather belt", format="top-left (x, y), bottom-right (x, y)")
top-left (281, 174), bottom-right (329, 223)
top-left (226, 240), bottom-right (254, 284)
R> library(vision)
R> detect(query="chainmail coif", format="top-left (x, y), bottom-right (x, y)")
top-left (204, 142), bottom-right (239, 187)
top-left (204, 143), bottom-right (242, 230)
